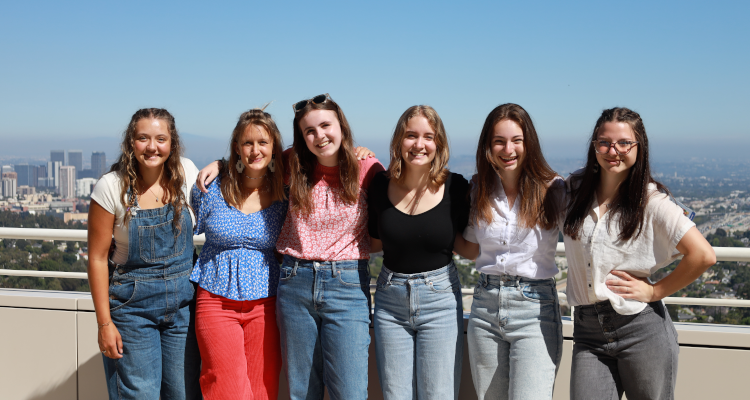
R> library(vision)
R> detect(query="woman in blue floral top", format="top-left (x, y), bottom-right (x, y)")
top-left (190, 107), bottom-right (288, 400)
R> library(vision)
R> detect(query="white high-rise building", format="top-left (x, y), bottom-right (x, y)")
top-left (2, 172), bottom-right (17, 198)
top-left (76, 177), bottom-right (98, 198)
top-left (47, 161), bottom-right (62, 190)
top-left (60, 165), bottom-right (76, 199)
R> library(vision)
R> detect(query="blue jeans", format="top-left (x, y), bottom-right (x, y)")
top-left (276, 255), bottom-right (371, 400)
top-left (103, 204), bottom-right (196, 400)
top-left (467, 274), bottom-right (562, 400)
top-left (373, 264), bottom-right (463, 400)
top-left (571, 300), bottom-right (679, 400)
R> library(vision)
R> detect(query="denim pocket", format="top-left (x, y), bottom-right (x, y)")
top-left (520, 283), bottom-right (556, 303)
top-left (376, 274), bottom-right (389, 291)
top-left (138, 217), bottom-right (187, 263)
top-left (109, 279), bottom-right (138, 311)
top-left (472, 281), bottom-right (482, 298)
top-left (337, 268), bottom-right (369, 287)
top-left (279, 265), bottom-right (295, 281)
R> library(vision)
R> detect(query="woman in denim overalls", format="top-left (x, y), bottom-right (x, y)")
top-left (88, 108), bottom-right (201, 399)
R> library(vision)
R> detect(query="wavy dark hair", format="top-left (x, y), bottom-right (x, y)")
top-left (564, 107), bottom-right (667, 241)
top-left (473, 103), bottom-right (560, 230)
top-left (289, 96), bottom-right (359, 215)
top-left (109, 108), bottom-right (187, 231)
top-left (387, 105), bottom-right (450, 186)
top-left (221, 107), bottom-right (286, 208)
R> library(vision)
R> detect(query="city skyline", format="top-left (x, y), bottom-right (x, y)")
top-left (1, 1), bottom-right (748, 163)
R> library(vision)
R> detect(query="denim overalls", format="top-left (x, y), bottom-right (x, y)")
top-left (102, 202), bottom-right (195, 400)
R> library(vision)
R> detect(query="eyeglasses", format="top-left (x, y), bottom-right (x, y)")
top-left (592, 140), bottom-right (639, 156)
top-left (292, 93), bottom-right (331, 113)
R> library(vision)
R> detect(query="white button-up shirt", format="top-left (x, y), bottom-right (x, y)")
top-left (463, 176), bottom-right (560, 280)
top-left (563, 180), bottom-right (695, 315)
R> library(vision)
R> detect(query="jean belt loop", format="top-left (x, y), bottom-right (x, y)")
top-left (332, 260), bottom-right (338, 276)
top-left (387, 271), bottom-right (393, 286)
top-left (515, 276), bottom-right (521, 287)
top-left (292, 259), bottom-right (299, 276)
top-left (481, 273), bottom-right (488, 288)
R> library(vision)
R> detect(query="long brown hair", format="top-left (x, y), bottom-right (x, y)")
top-left (387, 105), bottom-right (450, 186)
top-left (109, 108), bottom-right (187, 231)
top-left (564, 107), bottom-right (667, 241)
top-left (473, 103), bottom-right (560, 230)
top-left (221, 108), bottom-right (286, 208)
top-left (289, 96), bottom-right (359, 215)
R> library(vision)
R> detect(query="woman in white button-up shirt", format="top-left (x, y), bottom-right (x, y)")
top-left (562, 107), bottom-right (715, 400)
top-left (455, 103), bottom-right (565, 400)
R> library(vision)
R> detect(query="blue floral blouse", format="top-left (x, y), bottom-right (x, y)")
top-left (190, 176), bottom-right (288, 301)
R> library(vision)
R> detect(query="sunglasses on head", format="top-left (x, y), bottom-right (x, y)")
top-left (293, 93), bottom-right (331, 113)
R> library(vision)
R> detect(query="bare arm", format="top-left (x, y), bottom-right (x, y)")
top-left (607, 227), bottom-right (716, 302)
top-left (196, 160), bottom-right (222, 193)
top-left (87, 201), bottom-right (123, 359)
top-left (454, 232), bottom-right (480, 261)
top-left (370, 237), bottom-right (383, 253)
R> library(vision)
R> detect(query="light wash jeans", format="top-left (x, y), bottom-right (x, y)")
top-left (467, 273), bottom-right (562, 400)
top-left (374, 263), bottom-right (463, 400)
top-left (571, 300), bottom-right (679, 400)
top-left (276, 255), bottom-right (371, 400)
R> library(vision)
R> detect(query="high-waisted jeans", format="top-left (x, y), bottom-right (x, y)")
top-left (373, 263), bottom-right (464, 400)
top-left (571, 300), bottom-right (679, 400)
top-left (276, 255), bottom-right (371, 400)
top-left (467, 273), bottom-right (562, 400)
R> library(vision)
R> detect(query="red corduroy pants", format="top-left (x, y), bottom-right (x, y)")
top-left (195, 287), bottom-right (281, 400)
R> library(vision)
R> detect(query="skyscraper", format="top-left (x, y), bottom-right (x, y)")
top-left (47, 161), bottom-right (61, 190)
top-left (51, 150), bottom-right (65, 165)
top-left (13, 164), bottom-right (43, 187)
top-left (92, 152), bottom-right (107, 179)
top-left (68, 150), bottom-right (83, 175)
top-left (60, 166), bottom-right (76, 199)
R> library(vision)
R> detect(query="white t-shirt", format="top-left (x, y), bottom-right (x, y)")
top-left (90, 157), bottom-right (200, 265)
top-left (562, 178), bottom-right (695, 315)
top-left (463, 174), bottom-right (562, 279)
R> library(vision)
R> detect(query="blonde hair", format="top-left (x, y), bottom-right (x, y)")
top-left (387, 105), bottom-right (450, 186)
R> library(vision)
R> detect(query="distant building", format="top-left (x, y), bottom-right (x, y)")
top-left (91, 152), bottom-right (107, 179)
top-left (51, 150), bottom-right (65, 165)
top-left (68, 150), bottom-right (83, 176)
top-left (77, 169), bottom-right (96, 179)
top-left (60, 166), bottom-right (76, 199)
top-left (17, 186), bottom-right (35, 196)
top-left (0, 165), bottom-right (12, 174)
top-left (1, 172), bottom-right (17, 198)
top-left (64, 213), bottom-right (88, 224)
top-left (14, 164), bottom-right (41, 187)
top-left (46, 161), bottom-right (62, 190)
top-left (76, 178), bottom-right (98, 197)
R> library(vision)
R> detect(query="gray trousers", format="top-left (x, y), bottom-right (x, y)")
top-left (571, 300), bottom-right (679, 400)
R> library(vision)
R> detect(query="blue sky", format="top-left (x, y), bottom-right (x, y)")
top-left (1, 1), bottom-right (748, 167)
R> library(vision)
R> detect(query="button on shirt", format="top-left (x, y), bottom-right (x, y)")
top-left (463, 176), bottom-right (560, 279)
top-left (563, 180), bottom-right (695, 315)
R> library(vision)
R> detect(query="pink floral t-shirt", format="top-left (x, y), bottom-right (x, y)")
top-left (277, 157), bottom-right (384, 261)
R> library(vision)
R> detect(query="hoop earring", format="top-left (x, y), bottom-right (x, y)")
top-left (236, 158), bottom-right (245, 173)
top-left (592, 163), bottom-right (600, 173)
top-left (268, 154), bottom-right (276, 173)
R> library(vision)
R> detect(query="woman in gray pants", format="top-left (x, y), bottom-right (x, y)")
top-left (562, 107), bottom-right (716, 399)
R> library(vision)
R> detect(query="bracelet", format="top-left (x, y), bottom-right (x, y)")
top-left (98, 321), bottom-right (111, 329)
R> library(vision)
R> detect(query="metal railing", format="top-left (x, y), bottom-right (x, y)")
top-left (2, 227), bottom-right (749, 308)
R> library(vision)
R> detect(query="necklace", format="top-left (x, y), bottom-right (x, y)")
top-left (137, 181), bottom-right (162, 203)
top-left (243, 173), bottom-right (266, 181)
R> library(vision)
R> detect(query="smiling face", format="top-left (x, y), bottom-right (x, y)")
top-left (299, 109), bottom-right (342, 167)
top-left (133, 117), bottom-right (171, 171)
top-left (235, 124), bottom-right (273, 177)
top-left (400, 116), bottom-right (437, 171)
top-left (595, 121), bottom-right (638, 177)
top-left (490, 119), bottom-right (525, 175)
